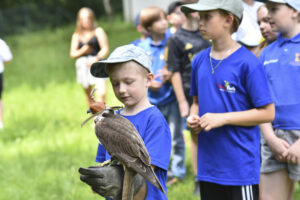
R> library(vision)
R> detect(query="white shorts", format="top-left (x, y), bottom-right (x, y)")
top-left (75, 56), bottom-right (106, 89)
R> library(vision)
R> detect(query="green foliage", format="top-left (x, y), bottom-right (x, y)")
top-left (0, 0), bottom-right (123, 36)
top-left (1, 17), bottom-right (299, 200)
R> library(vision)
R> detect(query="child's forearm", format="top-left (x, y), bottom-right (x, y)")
top-left (259, 122), bottom-right (275, 141)
top-left (221, 103), bottom-right (275, 126)
top-left (171, 72), bottom-right (187, 103)
top-left (189, 96), bottom-right (199, 116)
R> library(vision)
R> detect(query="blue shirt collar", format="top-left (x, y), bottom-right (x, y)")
top-left (149, 33), bottom-right (168, 47)
top-left (277, 32), bottom-right (300, 46)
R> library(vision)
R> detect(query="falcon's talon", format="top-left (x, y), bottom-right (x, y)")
top-left (100, 159), bottom-right (112, 167)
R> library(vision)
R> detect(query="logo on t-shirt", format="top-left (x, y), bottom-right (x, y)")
top-left (185, 43), bottom-right (193, 50)
top-left (291, 53), bottom-right (300, 66)
top-left (217, 80), bottom-right (236, 93)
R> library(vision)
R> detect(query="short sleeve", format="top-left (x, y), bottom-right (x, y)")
top-left (190, 53), bottom-right (201, 97)
top-left (166, 36), bottom-right (182, 72)
top-left (143, 113), bottom-right (171, 171)
top-left (246, 62), bottom-right (273, 107)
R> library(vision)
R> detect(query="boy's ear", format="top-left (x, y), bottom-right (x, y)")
top-left (146, 73), bottom-right (154, 87)
top-left (224, 14), bottom-right (234, 28)
top-left (291, 8), bottom-right (300, 21)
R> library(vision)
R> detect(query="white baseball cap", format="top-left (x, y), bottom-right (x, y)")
top-left (267, 0), bottom-right (300, 12)
top-left (181, 0), bottom-right (244, 20)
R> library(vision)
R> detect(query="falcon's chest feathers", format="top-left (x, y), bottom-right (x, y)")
top-left (94, 109), bottom-right (151, 168)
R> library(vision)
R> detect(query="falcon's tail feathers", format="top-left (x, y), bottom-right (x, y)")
top-left (149, 167), bottom-right (167, 196)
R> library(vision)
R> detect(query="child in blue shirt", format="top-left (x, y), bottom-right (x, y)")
top-left (131, 12), bottom-right (149, 46)
top-left (182, 0), bottom-right (275, 199)
top-left (259, 1), bottom-right (300, 199)
top-left (138, 6), bottom-right (185, 183)
top-left (80, 44), bottom-right (171, 200)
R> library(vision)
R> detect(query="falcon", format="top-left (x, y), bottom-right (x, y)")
top-left (82, 103), bottom-right (166, 200)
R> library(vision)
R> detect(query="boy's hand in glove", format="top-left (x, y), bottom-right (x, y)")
top-left (79, 164), bottom-right (147, 200)
top-left (79, 165), bottom-right (124, 199)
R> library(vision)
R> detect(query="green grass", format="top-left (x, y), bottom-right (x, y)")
top-left (1, 16), bottom-right (299, 200)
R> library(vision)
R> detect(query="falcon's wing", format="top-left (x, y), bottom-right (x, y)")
top-left (95, 112), bottom-right (151, 167)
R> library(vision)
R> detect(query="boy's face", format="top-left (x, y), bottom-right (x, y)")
top-left (167, 6), bottom-right (186, 28)
top-left (257, 6), bottom-right (277, 42)
top-left (108, 61), bottom-right (152, 109)
top-left (148, 14), bottom-right (168, 35)
top-left (266, 2), bottom-right (297, 34)
top-left (198, 10), bottom-right (229, 40)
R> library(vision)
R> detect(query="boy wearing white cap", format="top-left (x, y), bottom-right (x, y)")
top-left (181, 0), bottom-right (275, 199)
top-left (80, 44), bottom-right (171, 200)
top-left (259, 0), bottom-right (300, 199)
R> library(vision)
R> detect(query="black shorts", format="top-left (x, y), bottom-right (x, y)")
top-left (0, 73), bottom-right (3, 99)
top-left (199, 181), bottom-right (259, 200)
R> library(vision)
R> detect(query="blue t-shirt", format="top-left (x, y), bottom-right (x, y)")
top-left (137, 34), bottom-right (176, 106)
top-left (259, 33), bottom-right (300, 129)
top-left (96, 106), bottom-right (171, 200)
top-left (131, 38), bottom-right (142, 46)
top-left (190, 46), bottom-right (273, 185)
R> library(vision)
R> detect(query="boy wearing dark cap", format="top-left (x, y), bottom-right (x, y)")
top-left (166, 1), bottom-right (186, 37)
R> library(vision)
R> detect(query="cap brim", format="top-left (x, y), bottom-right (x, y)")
top-left (91, 58), bottom-right (132, 78)
top-left (266, 0), bottom-right (286, 3)
top-left (181, 3), bottom-right (217, 13)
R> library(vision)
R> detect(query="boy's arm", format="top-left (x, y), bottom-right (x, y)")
top-left (171, 72), bottom-right (189, 117)
top-left (199, 103), bottom-right (275, 132)
top-left (187, 96), bottom-right (202, 134)
top-left (259, 123), bottom-right (290, 162)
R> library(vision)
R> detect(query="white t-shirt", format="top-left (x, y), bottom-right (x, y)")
top-left (233, 1), bottom-right (263, 46)
top-left (0, 39), bottom-right (13, 73)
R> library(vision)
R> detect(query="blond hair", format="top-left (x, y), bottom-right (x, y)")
top-left (75, 7), bottom-right (97, 34)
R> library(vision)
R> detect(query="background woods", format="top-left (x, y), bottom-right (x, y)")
top-left (0, 0), bottom-right (122, 36)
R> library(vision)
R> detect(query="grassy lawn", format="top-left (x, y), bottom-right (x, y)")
top-left (0, 16), bottom-right (299, 200)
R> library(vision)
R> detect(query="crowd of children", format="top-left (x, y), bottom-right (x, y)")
top-left (78, 0), bottom-right (300, 199)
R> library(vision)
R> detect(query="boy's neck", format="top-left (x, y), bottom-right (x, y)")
top-left (151, 32), bottom-right (165, 43)
top-left (281, 23), bottom-right (300, 39)
top-left (121, 99), bottom-right (152, 116)
top-left (182, 18), bottom-right (199, 31)
top-left (211, 35), bottom-right (240, 59)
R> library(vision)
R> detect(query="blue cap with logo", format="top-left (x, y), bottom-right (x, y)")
top-left (91, 44), bottom-right (152, 78)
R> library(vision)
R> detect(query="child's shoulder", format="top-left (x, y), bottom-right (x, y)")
top-left (193, 47), bottom-right (210, 61)
top-left (121, 106), bottom-right (164, 122)
top-left (138, 106), bottom-right (164, 119)
top-left (137, 37), bottom-right (152, 48)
